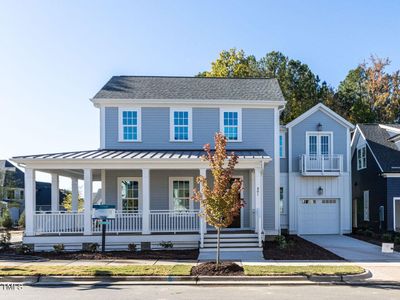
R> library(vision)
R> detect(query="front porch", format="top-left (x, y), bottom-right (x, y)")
top-left (14, 149), bottom-right (270, 251)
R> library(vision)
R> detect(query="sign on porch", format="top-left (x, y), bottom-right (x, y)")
top-left (92, 204), bottom-right (116, 220)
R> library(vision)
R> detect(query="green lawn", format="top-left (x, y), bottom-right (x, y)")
top-left (244, 265), bottom-right (364, 276)
top-left (0, 265), bottom-right (192, 276)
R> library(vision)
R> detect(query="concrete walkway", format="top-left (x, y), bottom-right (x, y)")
top-left (302, 234), bottom-right (400, 262)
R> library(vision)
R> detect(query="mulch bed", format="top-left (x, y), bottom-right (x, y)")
top-left (347, 233), bottom-right (400, 252)
top-left (10, 249), bottom-right (199, 260)
top-left (263, 235), bottom-right (344, 260)
top-left (190, 262), bottom-right (244, 276)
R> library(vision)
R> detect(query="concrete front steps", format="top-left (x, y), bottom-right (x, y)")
top-left (198, 232), bottom-right (264, 261)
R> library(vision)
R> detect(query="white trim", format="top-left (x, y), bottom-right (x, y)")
top-left (169, 108), bottom-right (193, 142)
top-left (305, 131), bottom-right (334, 156)
top-left (118, 107), bottom-right (142, 142)
top-left (117, 177), bottom-right (142, 211)
top-left (286, 103), bottom-right (354, 129)
top-left (356, 145), bottom-right (367, 170)
top-left (168, 177), bottom-right (194, 211)
top-left (100, 106), bottom-right (105, 149)
top-left (393, 197), bottom-right (400, 231)
top-left (363, 190), bottom-right (370, 221)
top-left (379, 124), bottom-right (400, 134)
top-left (91, 98), bottom-right (286, 108)
top-left (83, 169), bottom-right (92, 236)
top-left (101, 169), bottom-right (106, 204)
top-left (274, 107), bottom-right (280, 232)
top-left (382, 173), bottom-right (400, 178)
top-left (219, 108), bottom-right (242, 142)
top-left (279, 132), bottom-right (286, 158)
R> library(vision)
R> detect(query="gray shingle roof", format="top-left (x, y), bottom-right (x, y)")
top-left (358, 124), bottom-right (400, 172)
top-left (93, 76), bottom-right (285, 101)
top-left (13, 149), bottom-right (270, 160)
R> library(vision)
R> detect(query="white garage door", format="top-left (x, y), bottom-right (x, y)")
top-left (298, 199), bottom-right (340, 234)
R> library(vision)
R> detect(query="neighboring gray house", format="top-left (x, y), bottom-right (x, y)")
top-left (11, 76), bottom-right (353, 253)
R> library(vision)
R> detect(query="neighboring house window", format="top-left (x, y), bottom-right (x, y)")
top-left (306, 132), bottom-right (332, 157)
top-left (169, 177), bottom-right (193, 211)
top-left (170, 108), bottom-right (192, 142)
top-left (280, 187), bottom-right (284, 214)
top-left (279, 133), bottom-right (285, 158)
top-left (357, 146), bottom-right (367, 170)
top-left (119, 108), bottom-right (141, 142)
top-left (20, 190), bottom-right (24, 199)
top-left (6, 190), bottom-right (14, 199)
top-left (363, 190), bottom-right (369, 221)
top-left (220, 109), bottom-right (242, 141)
top-left (118, 178), bottom-right (141, 212)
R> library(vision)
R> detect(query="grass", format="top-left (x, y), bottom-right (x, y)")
top-left (244, 265), bottom-right (365, 276)
top-left (0, 265), bottom-right (192, 276)
top-left (0, 265), bottom-right (364, 277)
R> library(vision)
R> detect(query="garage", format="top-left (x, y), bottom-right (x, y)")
top-left (298, 198), bottom-right (340, 234)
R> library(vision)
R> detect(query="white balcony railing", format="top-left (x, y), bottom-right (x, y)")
top-left (34, 211), bottom-right (84, 234)
top-left (92, 211), bottom-right (142, 233)
top-left (300, 154), bottom-right (343, 175)
top-left (150, 210), bottom-right (200, 232)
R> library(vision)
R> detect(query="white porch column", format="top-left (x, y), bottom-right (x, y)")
top-left (101, 169), bottom-right (106, 204)
top-left (83, 169), bottom-right (92, 235)
top-left (24, 168), bottom-right (36, 236)
top-left (51, 173), bottom-right (59, 211)
top-left (250, 169), bottom-right (256, 230)
top-left (255, 167), bottom-right (264, 247)
top-left (199, 168), bottom-right (207, 248)
top-left (71, 177), bottom-right (79, 211)
top-left (142, 168), bottom-right (150, 234)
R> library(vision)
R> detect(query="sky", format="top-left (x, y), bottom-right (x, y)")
top-left (0, 0), bottom-right (399, 188)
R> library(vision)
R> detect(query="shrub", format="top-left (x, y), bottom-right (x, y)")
top-left (128, 243), bottom-right (137, 252)
top-left (363, 229), bottom-right (374, 237)
top-left (159, 241), bottom-right (173, 249)
top-left (86, 243), bottom-right (99, 253)
top-left (394, 236), bottom-right (400, 245)
top-left (274, 235), bottom-right (288, 250)
top-left (0, 231), bottom-right (11, 250)
top-left (382, 233), bottom-right (393, 243)
top-left (18, 212), bottom-right (25, 228)
top-left (53, 244), bottom-right (65, 253)
top-left (1, 210), bottom-right (13, 229)
top-left (15, 244), bottom-right (32, 255)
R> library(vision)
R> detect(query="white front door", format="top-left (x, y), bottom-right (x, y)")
top-left (298, 198), bottom-right (340, 234)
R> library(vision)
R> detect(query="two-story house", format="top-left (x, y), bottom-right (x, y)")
top-left (351, 124), bottom-right (400, 232)
top-left (11, 76), bottom-right (353, 254)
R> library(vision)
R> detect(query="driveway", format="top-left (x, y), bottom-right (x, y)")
top-left (301, 234), bottom-right (400, 262)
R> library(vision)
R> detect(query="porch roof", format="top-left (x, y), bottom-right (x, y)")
top-left (12, 149), bottom-right (270, 161)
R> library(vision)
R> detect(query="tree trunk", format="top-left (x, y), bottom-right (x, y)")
top-left (216, 227), bottom-right (221, 265)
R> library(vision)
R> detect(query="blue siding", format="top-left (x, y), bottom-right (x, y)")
top-left (387, 177), bottom-right (400, 230)
top-left (280, 131), bottom-right (288, 173)
top-left (291, 110), bottom-right (348, 172)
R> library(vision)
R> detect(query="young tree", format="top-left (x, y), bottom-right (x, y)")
top-left (192, 132), bottom-right (243, 265)
top-left (62, 191), bottom-right (84, 211)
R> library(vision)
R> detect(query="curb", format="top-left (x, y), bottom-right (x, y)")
top-left (0, 270), bottom-right (383, 286)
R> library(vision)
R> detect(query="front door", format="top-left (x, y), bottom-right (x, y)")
top-left (228, 177), bottom-right (242, 228)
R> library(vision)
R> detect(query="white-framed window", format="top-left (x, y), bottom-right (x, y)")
top-left (169, 177), bottom-right (194, 211)
top-left (279, 133), bottom-right (286, 158)
top-left (363, 190), bottom-right (370, 221)
top-left (118, 108), bottom-right (142, 142)
top-left (170, 108), bottom-right (192, 142)
top-left (280, 187), bottom-right (284, 213)
top-left (357, 145), bottom-right (367, 170)
top-left (220, 108), bottom-right (242, 142)
top-left (306, 132), bottom-right (333, 157)
top-left (118, 177), bottom-right (142, 212)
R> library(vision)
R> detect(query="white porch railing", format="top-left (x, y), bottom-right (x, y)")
top-left (300, 154), bottom-right (343, 175)
top-left (150, 210), bottom-right (200, 232)
top-left (92, 211), bottom-right (142, 233)
top-left (34, 211), bottom-right (84, 234)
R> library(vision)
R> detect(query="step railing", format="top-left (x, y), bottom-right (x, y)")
top-left (34, 211), bottom-right (84, 234)
top-left (150, 210), bottom-right (200, 232)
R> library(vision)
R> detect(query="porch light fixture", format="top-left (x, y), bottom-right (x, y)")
top-left (317, 186), bottom-right (323, 195)
top-left (317, 123), bottom-right (323, 131)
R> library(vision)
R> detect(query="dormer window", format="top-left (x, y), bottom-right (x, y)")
top-left (220, 108), bottom-right (242, 142)
top-left (119, 108), bottom-right (141, 142)
top-left (170, 108), bottom-right (192, 142)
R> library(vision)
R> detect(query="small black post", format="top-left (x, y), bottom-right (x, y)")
top-left (101, 218), bottom-right (106, 253)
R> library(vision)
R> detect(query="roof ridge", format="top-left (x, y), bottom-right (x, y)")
top-left (114, 75), bottom-right (277, 80)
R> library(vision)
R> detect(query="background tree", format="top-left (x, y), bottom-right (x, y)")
top-left (192, 133), bottom-right (243, 265)
top-left (62, 191), bottom-right (84, 211)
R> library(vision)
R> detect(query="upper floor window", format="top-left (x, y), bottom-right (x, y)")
top-left (306, 132), bottom-right (332, 157)
top-left (170, 108), bottom-right (192, 142)
top-left (220, 109), bottom-right (242, 142)
top-left (357, 145), bottom-right (367, 170)
top-left (279, 133), bottom-right (285, 158)
top-left (119, 108), bottom-right (141, 142)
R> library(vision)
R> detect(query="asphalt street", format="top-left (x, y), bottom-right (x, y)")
top-left (1, 284), bottom-right (399, 300)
